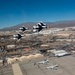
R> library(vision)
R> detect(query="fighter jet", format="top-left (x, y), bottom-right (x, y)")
top-left (46, 64), bottom-right (58, 70)
top-left (33, 21), bottom-right (47, 33)
top-left (13, 33), bottom-right (22, 40)
top-left (37, 21), bottom-right (47, 29)
top-left (38, 59), bottom-right (49, 64)
top-left (19, 26), bottom-right (28, 32)
top-left (33, 23), bottom-right (43, 32)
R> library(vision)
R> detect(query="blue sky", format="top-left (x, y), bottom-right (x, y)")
top-left (0, 0), bottom-right (75, 28)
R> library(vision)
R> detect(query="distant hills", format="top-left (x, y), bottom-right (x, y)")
top-left (0, 20), bottom-right (75, 31)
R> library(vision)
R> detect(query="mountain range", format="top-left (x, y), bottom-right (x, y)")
top-left (0, 20), bottom-right (75, 31)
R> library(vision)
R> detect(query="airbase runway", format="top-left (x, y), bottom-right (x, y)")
top-left (0, 55), bottom-right (75, 75)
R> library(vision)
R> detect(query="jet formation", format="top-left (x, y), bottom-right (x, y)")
top-left (13, 22), bottom-right (47, 40)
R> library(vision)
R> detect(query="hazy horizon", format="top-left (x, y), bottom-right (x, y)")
top-left (0, 0), bottom-right (75, 28)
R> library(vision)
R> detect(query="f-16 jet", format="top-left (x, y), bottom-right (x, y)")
top-left (37, 21), bottom-right (47, 29)
top-left (33, 22), bottom-right (47, 32)
top-left (19, 26), bottom-right (28, 32)
top-left (13, 33), bottom-right (23, 40)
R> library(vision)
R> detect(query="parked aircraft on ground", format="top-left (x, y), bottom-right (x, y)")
top-left (46, 64), bottom-right (58, 70)
top-left (38, 59), bottom-right (49, 64)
